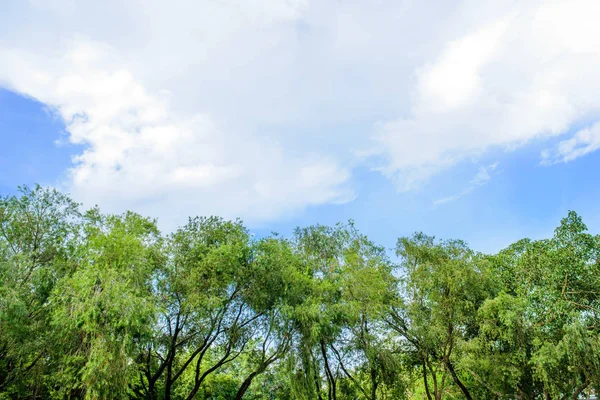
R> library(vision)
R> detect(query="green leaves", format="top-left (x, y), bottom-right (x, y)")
top-left (392, 233), bottom-right (493, 399)
top-left (463, 210), bottom-right (600, 399)
top-left (49, 212), bottom-right (161, 399)
top-left (1, 185), bottom-right (599, 400)
top-left (0, 185), bottom-right (82, 397)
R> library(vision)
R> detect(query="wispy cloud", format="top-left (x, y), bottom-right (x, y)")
top-left (541, 122), bottom-right (600, 165)
top-left (433, 162), bottom-right (498, 207)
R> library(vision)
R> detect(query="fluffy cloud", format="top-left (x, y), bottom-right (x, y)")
top-left (374, 0), bottom-right (600, 190)
top-left (0, 45), bottom-right (353, 224)
top-left (0, 1), bottom-right (353, 227)
top-left (1, 0), bottom-right (600, 226)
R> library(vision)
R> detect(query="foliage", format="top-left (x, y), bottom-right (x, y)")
top-left (1, 186), bottom-right (599, 399)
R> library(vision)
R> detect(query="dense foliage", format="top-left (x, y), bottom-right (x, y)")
top-left (1, 185), bottom-right (599, 399)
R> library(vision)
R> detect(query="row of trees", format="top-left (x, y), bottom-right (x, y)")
top-left (1, 185), bottom-right (599, 399)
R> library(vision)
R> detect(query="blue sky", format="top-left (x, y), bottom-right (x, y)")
top-left (2, 0), bottom-right (600, 254)
top-left (0, 89), bottom-right (78, 192)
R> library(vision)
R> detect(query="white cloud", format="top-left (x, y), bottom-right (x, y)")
top-left (0, 40), bottom-right (353, 227)
top-left (541, 122), bottom-right (600, 165)
top-left (433, 162), bottom-right (498, 207)
top-left (1, 0), bottom-right (600, 226)
top-left (0, 0), bottom-right (439, 227)
top-left (418, 19), bottom-right (510, 113)
top-left (374, 0), bottom-right (600, 190)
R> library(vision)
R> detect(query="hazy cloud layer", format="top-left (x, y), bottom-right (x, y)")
top-left (1, 0), bottom-right (599, 226)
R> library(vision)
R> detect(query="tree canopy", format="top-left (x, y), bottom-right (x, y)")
top-left (1, 185), bottom-right (599, 399)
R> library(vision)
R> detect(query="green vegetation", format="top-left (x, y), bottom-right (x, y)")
top-left (1, 185), bottom-right (599, 399)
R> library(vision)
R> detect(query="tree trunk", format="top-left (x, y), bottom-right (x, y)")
top-left (445, 360), bottom-right (472, 400)
top-left (312, 352), bottom-right (325, 400)
top-left (422, 360), bottom-right (433, 400)
top-left (370, 365), bottom-right (378, 400)
top-left (234, 371), bottom-right (260, 400)
top-left (572, 375), bottom-right (589, 400)
top-left (320, 340), bottom-right (337, 400)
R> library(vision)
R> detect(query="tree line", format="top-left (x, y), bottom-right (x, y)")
top-left (1, 185), bottom-right (599, 399)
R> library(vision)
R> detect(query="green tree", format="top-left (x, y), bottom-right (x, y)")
top-left (463, 212), bottom-right (600, 399)
top-left (2, 184), bottom-right (600, 400)
top-left (389, 233), bottom-right (492, 400)
top-left (0, 185), bottom-right (81, 398)
top-left (133, 217), bottom-right (297, 400)
top-left (232, 236), bottom-right (301, 400)
top-left (289, 222), bottom-right (401, 400)
top-left (50, 210), bottom-right (163, 399)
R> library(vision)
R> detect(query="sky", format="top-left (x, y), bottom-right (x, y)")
top-left (1, 0), bottom-right (600, 254)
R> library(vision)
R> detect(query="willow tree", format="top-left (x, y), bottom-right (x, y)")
top-left (289, 222), bottom-right (401, 400)
top-left (50, 210), bottom-right (163, 399)
top-left (231, 236), bottom-right (304, 400)
top-left (465, 212), bottom-right (600, 399)
top-left (133, 217), bottom-right (300, 400)
top-left (0, 185), bottom-right (81, 398)
top-left (389, 233), bottom-right (492, 400)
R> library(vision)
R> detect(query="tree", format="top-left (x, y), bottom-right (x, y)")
top-left (330, 228), bottom-right (403, 400)
top-left (50, 210), bottom-right (162, 399)
top-left (464, 211), bottom-right (600, 399)
top-left (0, 185), bottom-right (81, 398)
top-left (2, 184), bottom-right (600, 400)
top-left (133, 217), bottom-right (300, 400)
top-left (289, 222), bottom-right (401, 400)
top-left (132, 216), bottom-right (255, 399)
top-left (389, 233), bottom-right (492, 400)
top-left (232, 237), bottom-right (301, 400)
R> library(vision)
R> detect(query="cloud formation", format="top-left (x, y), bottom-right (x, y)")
top-left (0, 41), bottom-right (353, 225)
top-left (1, 0), bottom-right (600, 226)
top-left (433, 162), bottom-right (499, 207)
top-left (541, 122), bottom-right (600, 165)
top-left (374, 0), bottom-right (600, 190)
